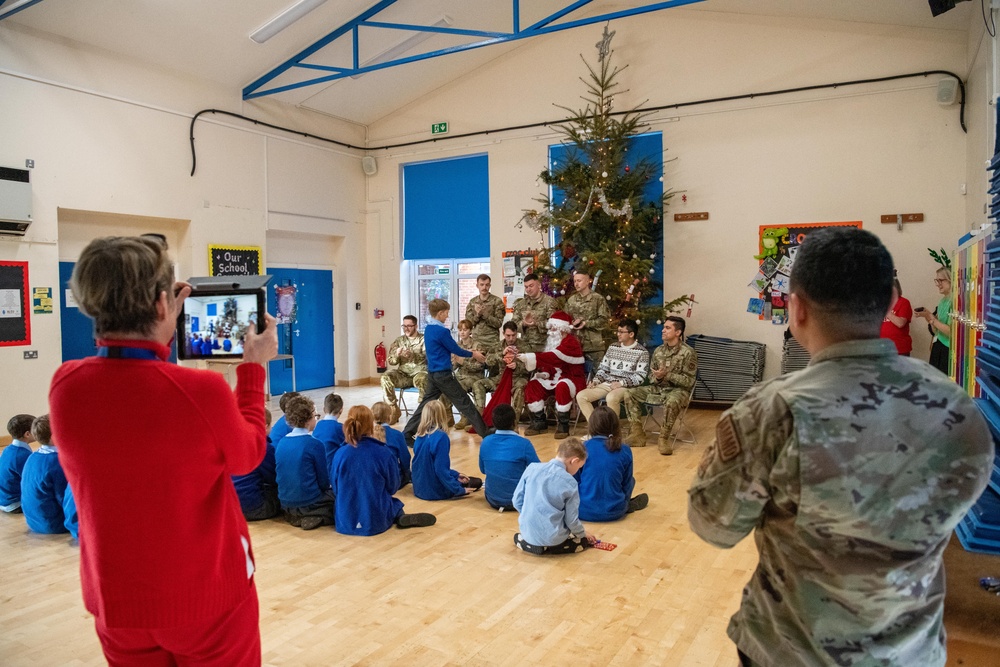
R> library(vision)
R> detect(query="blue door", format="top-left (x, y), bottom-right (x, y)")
top-left (60, 262), bottom-right (96, 362)
top-left (266, 267), bottom-right (335, 395)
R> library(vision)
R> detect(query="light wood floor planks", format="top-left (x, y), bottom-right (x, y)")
top-left (0, 384), bottom-right (990, 666)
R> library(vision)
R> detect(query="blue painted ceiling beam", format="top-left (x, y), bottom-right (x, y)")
top-left (243, 0), bottom-right (704, 100)
top-left (0, 0), bottom-right (45, 21)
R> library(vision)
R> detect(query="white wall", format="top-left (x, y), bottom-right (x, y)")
top-left (366, 10), bottom-right (978, 378)
top-left (0, 24), bottom-right (368, 415)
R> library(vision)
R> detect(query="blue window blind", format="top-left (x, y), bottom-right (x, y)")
top-left (402, 154), bottom-right (490, 260)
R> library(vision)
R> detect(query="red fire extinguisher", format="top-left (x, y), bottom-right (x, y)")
top-left (374, 342), bottom-right (387, 373)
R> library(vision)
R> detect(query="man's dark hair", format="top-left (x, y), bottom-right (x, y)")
top-left (502, 321), bottom-right (518, 334)
top-left (402, 315), bottom-right (417, 325)
top-left (618, 320), bottom-right (638, 337)
top-left (7, 414), bottom-right (36, 439)
top-left (492, 404), bottom-right (516, 431)
top-left (665, 316), bottom-right (686, 338)
top-left (476, 273), bottom-right (491, 282)
top-left (789, 227), bottom-right (893, 336)
top-left (523, 273), bottom-right (539, 283)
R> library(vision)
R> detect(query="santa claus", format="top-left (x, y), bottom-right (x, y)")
top-left (509, 311), bottom-right (587, 439)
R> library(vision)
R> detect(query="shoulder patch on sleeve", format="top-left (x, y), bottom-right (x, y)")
top-left (715, 415), bottom-right (743, 463)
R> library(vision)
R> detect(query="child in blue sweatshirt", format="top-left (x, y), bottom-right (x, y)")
top-left (575, 406), bottom-right (648, 521)
top-left (0, 413), bottom-right (35, 513)
top-left (313, 392), bottom-right (345, 468)
top-left (21, 415), bottom-right (78, 536)
top-left (412, 401), bottom-right (482, 500)
top-left (269, 390), bottom-right (300, 443)
top-left (275, 395), bottom-right (334, 530)
top-left (479, 404), bottom-right (539, 511)
top-left (372, 401), bottom-right (410, 489)
top-left (331, 405), bottom-right (435, 536)
top-left (232, 405), bottom-right (280, 521)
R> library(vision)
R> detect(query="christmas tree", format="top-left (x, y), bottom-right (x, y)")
top-left (519, 27), bottom-right (689, 339)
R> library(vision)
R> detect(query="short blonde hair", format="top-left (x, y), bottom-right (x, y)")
top-left (31, 415), bottom-right (52, 446)
top-left (416, 400), bottom-right (449, 437)
top-left (557, 437), bottom-right (587, 460)
top-left (371, 401), bottom-right (393, 424)
top-left (71, 236), bottom-right (175, 337)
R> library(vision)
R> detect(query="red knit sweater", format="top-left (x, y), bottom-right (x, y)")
top-left (49, 340), bottom-right (267, 629)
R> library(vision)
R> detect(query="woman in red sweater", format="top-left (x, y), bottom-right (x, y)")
top-left (880, 277), bottom-right (912, 355)
top-left (49, 236), bottom-right (277, 666)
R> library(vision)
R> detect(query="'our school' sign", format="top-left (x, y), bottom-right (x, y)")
top-left (208, 245), bottom-right (262, 277)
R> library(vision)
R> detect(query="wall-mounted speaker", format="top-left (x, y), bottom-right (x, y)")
top-left (937, 78), bottom-right (959, 106)
top-left (361, 156), bottom-right (378, 176)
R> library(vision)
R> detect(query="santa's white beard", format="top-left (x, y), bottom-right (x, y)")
top-left (544, 329), bottom-right (565, 352)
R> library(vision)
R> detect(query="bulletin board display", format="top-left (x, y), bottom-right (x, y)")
top-left (501, 250), bottom-right (540, 311)
top-left (208, 245), bottom-right (262, 277)
top-left (747, 221), bottom-right (861, 324)
top-left (0, 261), bottom-right (30, 346)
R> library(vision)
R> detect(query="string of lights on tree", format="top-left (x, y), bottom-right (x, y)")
top-left (517, 26), bottom-right (692, 332)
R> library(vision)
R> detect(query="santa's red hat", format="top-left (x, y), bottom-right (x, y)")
top-left (547, 311), bottom-right (574, 333)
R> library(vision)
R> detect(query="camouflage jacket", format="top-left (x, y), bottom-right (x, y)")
top-left (511, 293), bottom-right (557, 352)
top-left (648, 342), bottom-right (697, 392)
top-left (688, 338), bottom-right (993, 667)
top-left (465, 293), bottom-right (506, 351)
top-left (485, 344), bottom-right (530, 380)
top-left (453, 337), bottom-right (490, 380)
top-left (565, 290), bottom-right (610, 352)
top-left (387, 334), bottom-right (427, 376)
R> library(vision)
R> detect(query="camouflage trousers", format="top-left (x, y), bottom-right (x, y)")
top-left (474, 374), bottom-right (528, 421)
top-left (381, 369), bottom-right (428, 406)
top-left (624, 386), bottom-right (688, 440)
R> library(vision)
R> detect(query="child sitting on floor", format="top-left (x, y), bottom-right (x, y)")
top-left (0, 413), bottom-right (36, 513)
top-left (331, 405), bottom-right (435, 536)
top-left (479, 404), bottom-right (539, 511)
top-left (513, 437), bottom-right (597, 555)
top-left (412, 400), bottom-right (482, 500)
top-left (269, 391), bottom-right (301, 444)
top-left (575, 406), bottom-right (648, 522)
top-left (21, 415), bottom-right (78, 536)
top-left (232, 406), bottom-right (280, 521)
top-left (372, 401), bottom-right (411, 489)
top-left (313, 392), bottom-right (345, 467)
top-left (275, 395), bottom-right (334, 530)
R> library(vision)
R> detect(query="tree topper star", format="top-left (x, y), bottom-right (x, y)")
top-left (596, 24), bottom-right (615, 62)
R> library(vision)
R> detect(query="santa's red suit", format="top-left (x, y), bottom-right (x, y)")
top-left (519, 312), bottom-right (588, 414)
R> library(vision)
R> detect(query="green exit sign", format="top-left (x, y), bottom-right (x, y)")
top-left (431, 122), bottom-right (449, 135)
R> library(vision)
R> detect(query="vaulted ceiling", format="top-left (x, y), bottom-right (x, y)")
top-left (1, 0), bottom-right (974, 126)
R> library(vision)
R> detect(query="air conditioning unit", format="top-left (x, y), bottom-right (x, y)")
top-left (0, 166), bottom-right (32, 236)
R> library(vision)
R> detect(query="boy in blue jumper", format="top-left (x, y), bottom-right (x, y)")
top-left (275, 395), bottom-right (334, 530)
top-left (402, 298), bottom-right (490, 445)
top-left (0, 413), bottom-right (35, 513)
top-left (513, 438), bottom-right (598, 555)
top-left (232, 406), bottom-right (280, 521)
top-left (269, 391), bottom-right (300, 443)
top-left (479, 404), bottom-right (539, 511)
top-left (313, 392), bottom-right (345, 467)
top-left (372, 401), bottom-right (411, 489)
top-left (21, 415), bottom-right (78, 536)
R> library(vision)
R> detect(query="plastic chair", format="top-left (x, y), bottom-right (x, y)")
top-left (642, 383), bottom-right (696, 449)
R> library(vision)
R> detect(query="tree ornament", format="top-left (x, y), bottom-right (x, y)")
top-left (648, 268), bottom-right (655, 274)
top-left (650, 253), bottom-right (656, 259)
top-left (601, 171), bottom-right (608, 178)
top-left (589, 260), bottom-right (595, 265)
top-left (625, 165), bottom-right (630, 173)
top-left (606, 295), bottom-right (612, 300)
top-left (656, 319), bottom-right (662, 324)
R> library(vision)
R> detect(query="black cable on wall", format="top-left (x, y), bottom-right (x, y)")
top-left (189, 69), bottom-right (966, 176)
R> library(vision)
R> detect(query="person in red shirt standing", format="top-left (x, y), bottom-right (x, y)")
top-left (880, 276), bottom-right (912, 355)
top-left (49, 236), bottom-right (277, 666)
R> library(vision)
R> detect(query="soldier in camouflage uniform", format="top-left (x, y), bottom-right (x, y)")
top-left (565, 271), bottom-right (610, 367)
top-left (465, 274), bottom-right (505, 353)
top-left (473, 322), bottom-right (529, 422)
top-left (511, 273), bottom-right (556, 352)
top-left (379, 315), bottom-right (428, 423)
top-left (447, 319), bottom-right (494, 430)
top-left (688, 228), bottom-right (993, 667)
top-left (623, 316), bottom-right (697, 454)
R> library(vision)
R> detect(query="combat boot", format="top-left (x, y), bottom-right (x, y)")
top-left (454, 416), bottom-right (470, 430)
top-left (554, 412), bottom-right (570, 440)
top-left (627, 422), bottom-right (647, 447)
top-left (390, 404), bottom-right (401, 424)
top-left (658, 432), bottom-right (674, 456)
top-left (524, 410), bottom-right (548, 436)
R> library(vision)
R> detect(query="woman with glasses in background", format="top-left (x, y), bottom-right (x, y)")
top-left (914, 268), bottom-right (952, 375)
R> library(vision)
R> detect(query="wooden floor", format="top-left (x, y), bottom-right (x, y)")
top-left (0, 384), bottom-right (996, 666)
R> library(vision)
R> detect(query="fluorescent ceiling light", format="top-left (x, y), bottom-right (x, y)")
top-left (0, 0), bottom-right (43, 21)
top-left (250, 0), bottom-right (327, 44)
top-left (351, 16), bottom-right (453, 79)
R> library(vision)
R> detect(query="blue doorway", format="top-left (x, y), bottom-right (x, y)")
top-left (266, 267), bottom-right (335, 395)
top-left (59, 262), bottom-right (96, 362)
